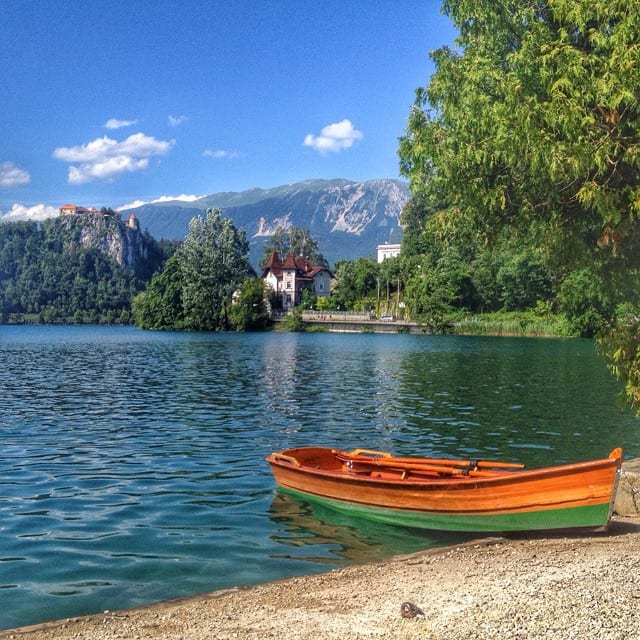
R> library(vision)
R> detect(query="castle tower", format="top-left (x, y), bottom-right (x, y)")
top-left (127, 213), bottom-right (139, 230)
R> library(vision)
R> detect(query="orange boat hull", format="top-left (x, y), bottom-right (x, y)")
top-left (266, 447), bottom-right (622, 532)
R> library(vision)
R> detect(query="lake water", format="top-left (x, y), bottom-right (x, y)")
top-left (1, 325), bottom-right (638, 629)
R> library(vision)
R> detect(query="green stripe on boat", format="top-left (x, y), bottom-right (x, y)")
top-left (279, 487), bottom-right (611, 532)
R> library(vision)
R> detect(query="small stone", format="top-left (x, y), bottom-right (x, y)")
top-left (400, 601), bottom-right (424, 618)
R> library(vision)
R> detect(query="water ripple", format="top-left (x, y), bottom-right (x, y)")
top-left (0, 327), bottom-right (638, 629)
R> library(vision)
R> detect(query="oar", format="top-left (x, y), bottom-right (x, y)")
top-left (341, 455), bottom-right (505, 478)
top-left (388, 456), bottom-right (524, 471)
top-left (339, 448), bottom-right (525, 471)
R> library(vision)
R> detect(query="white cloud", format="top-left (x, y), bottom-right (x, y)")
top-left (53, 133), bottom-right (175, 184)
top-left (119, 193), bottom-right (202, 210)
top-left (203, 148), bottom-right (244, 159)
top-left (119, 199), bottom-right (148, 210)
top-left (303, 119), bottom-right (363, 154)
top-left (0, 203), bottom-right (59, 221)
top-left (67, 156), bottom-right (150, 184)
top-left (168, 114), bottom-right (188, 127)
top-left (104, 118), bottom-right (138, 130)
top-left (152, 194), bottom-right (202, 203)
top-left (0, 161), bottom-right (31, 188)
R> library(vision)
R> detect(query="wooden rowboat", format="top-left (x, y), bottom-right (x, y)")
top-left (266, 446), bottom-right (623, 532)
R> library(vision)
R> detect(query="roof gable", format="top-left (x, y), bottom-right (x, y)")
top-left (262, 251), bottom-right (283, 277)
top-left (263, 251), bottom-right (332, 280)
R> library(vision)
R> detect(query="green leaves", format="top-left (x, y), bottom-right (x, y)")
top-left (131, 254), bottom-right (185, 330)
top-left (598, 304), bottom-right (640, 411)
top-left (0, 217), bottom-right (164, 323)
top-left (179, 208), bottom-right (251, 331)
top-left (133, 208), bottom-right (252, 331)
top-left (399, 0), bottom-right (640, 408)
top-left (229, 278), bottom-right (270, 331)
top-left (400, 0), bottom-right (640, 254)
top-left (259, 225), bottom-right (327, 268)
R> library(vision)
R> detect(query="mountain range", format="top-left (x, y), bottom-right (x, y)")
top-left (121, 178), bottom-right (410, 268)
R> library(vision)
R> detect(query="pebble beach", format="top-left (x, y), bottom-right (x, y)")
top-left (3, 517), bottom-right (639, 640)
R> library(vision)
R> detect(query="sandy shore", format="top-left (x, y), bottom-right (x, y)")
top-left (3, 517), bottom-right (639, 640)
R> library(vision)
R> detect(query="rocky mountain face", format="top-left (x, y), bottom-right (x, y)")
top-left (122, 178), bottom-right (410, 267)
top-left (56, 214), bottom-right (154, 276)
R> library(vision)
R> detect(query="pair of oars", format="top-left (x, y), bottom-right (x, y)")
top-left (335, 448), bottom-right (525, 479)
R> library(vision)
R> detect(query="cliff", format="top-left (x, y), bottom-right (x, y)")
top-left (56, 214), bottom-right (154, 275)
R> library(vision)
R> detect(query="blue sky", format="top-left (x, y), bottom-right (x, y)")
top-left (0, 1), bottom-right (456, 221)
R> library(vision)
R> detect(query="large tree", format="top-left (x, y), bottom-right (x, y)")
top-left (399, 0), bottom-right (640, 407)
top-left (229, 277), bottom-right (270, 331)
top-left (260, 225), bottom-right (328, 267)
top-left (131, 253), bottom-right (185, 330)
top-left (134, 209), bottom-right (252, 331)
top-left (180, 208), bottom-right (252, 330)
top-left (400, 0), bottom-right (640, 277)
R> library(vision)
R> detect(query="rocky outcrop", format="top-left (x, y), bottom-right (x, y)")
top-left (56, 214), bottom-right (150, 271)
top-left (614, 457), bottom-right (640, 517)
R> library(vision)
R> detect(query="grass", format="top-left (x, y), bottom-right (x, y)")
top-left (451, 311), bottom-right (570, 337)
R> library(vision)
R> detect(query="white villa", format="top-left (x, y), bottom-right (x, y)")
top-left (376, 242), bottom-right (401, 262)
top-left (262, 251), bottom-right (332, 310)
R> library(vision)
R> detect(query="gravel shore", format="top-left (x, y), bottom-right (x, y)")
top-left (3, 517), bottom-right (639, 640)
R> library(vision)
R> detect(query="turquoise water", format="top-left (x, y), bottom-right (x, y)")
top-left (0, 326), bottom-right (638, 629)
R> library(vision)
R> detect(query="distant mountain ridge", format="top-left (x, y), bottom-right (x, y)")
top-left (122, 179), bottom-right (409, 267)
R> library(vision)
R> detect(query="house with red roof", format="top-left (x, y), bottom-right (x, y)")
top-left (59, 204), bottom-right (121, 218)
top-left (262, 251), bottom-right (332, 310)
top-left (59, 204), bottom-right (96, 215)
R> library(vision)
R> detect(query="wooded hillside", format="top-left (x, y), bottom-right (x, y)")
top-left (0, 216), bottom-right (171, 324)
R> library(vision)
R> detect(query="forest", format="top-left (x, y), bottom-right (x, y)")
top-left (0, 218), bottom-right (170, 324)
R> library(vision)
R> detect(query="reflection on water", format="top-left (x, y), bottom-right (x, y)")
top-left (269, 493), bottom-right (474, 565)
top-left (0, 326), bottom-right (638, 629)
top-left (392, 336), bottom-right (634, 467)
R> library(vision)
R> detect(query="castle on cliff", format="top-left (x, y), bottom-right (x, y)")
top-left (59, 204), bottom-right (139, 230)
